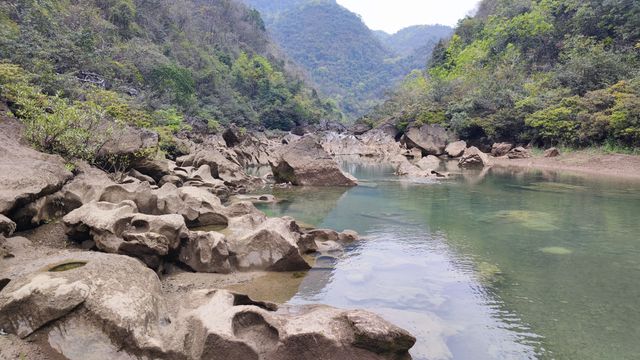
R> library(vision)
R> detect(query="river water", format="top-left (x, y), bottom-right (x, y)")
top-left (246, 160), bottom-right (640, 360)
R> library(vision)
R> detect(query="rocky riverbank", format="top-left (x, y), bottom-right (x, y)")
top-left (0, 115), bottom-right (417, 360)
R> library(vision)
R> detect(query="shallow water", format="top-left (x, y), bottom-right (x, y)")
top-left (253, 161), bottom-right (640, 360)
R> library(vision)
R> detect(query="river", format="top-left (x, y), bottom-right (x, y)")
top-left (241, 160), bottom-right (640, 359)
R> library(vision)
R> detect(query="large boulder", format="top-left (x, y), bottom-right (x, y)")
top-left (401, 125), bottom-right (452, 156)
top-left (271, 136), bottom-right (357, 186)
top-left (130, 156), bottom-right (173, 182)
top-left (0, 118), bottom-right (73, 215)
top-left (445, 140), bottom-right (467, 158)
top-left (459, 147), bottom-right (492, 168)
top-left (179, 231), bottom-right (231, 274)
top-left (491, 142), bottom-right (513, 157)
top-left (98, 182), bottom-right (229, 228)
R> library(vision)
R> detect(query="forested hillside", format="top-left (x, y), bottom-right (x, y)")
top-left (369, 0), bottom-right (640, 148)
top-left (244, 0), bottom-right (452, 118)
top-left (377, 25), bottom-right (454, 58)
top-left (0, 0), bottom-right (341, 147)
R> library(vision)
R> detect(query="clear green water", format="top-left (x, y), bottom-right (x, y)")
top-left (255, 161), bottom-right (640, 360)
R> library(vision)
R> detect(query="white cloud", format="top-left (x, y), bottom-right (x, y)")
top-left (336, 0), bottom-right (481, 33)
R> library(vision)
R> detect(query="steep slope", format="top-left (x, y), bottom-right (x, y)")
top-left (369, 0), bottom-right (640, 149)
top-left (0, 0), bottom-right (340, 132)
top-left (377, 25), bottom-right (453, 58)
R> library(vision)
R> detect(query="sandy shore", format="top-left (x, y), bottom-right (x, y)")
top-left (492, 151), bottom-right (640, 181)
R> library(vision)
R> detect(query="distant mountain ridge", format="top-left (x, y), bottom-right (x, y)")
top-left (376, 25), bottom-right (454, 57)
top-left (243, 0), bottom-right (452, 119)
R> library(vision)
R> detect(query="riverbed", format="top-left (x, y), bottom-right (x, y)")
top-left (236, 160), bottom-right (640, 360)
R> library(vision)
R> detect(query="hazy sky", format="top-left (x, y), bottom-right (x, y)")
top-left (336, 0), bottom-right (481, 33)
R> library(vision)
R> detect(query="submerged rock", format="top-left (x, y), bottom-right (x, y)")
top-left (540, 246), bottom-right (573, 255)
top-left (489, 210), bottom-right (558, 231)
top-left (271, 136), bottom-right (357, 186)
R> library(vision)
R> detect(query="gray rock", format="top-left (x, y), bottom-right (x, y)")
top-left (63, 201), bottom-right (189, 268)
top-left (271, 136), bottom-right (357, 186)
top-left (226, 215), bottom-right (310, 272)
top-left (401, 125), bottom-right (452, 156)
top-left (179, 231), bottom-right (231, 274)
top-left (544, 147), bottom-right (560, 158)
top-left (97, 127), bottom-right (158, 160)
top-left (0, 215), bottom-right (16, 237)
top-left (445, 140), bottom-right (467, 158)
top-left (507, 146), bottom-right (532, 159)
top-left (0, 118), bottom-right (73, 215)
top-left (222, 125), bottom-right (244, 147)
top-left (351, 122), bottom-right (373, 135)
top-left (491, 142), bottom-right (513, 157)
top-left (459, 147), bottom-right (492, 168)
top-left (182, 291), bottom-right (416, 360)
top-left (177, 149), bottom-right (247, 183)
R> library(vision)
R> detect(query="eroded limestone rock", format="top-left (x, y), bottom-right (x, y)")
top-left (63, 201), bottom-right (189, 268)
top-left (179, 231), bottom-right (231, 274)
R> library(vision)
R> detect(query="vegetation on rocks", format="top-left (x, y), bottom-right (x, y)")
top-left (368, 0), bottom-right (640, 149)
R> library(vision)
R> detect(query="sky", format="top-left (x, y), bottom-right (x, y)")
top-left (335, 0), bottom-right (481, 33)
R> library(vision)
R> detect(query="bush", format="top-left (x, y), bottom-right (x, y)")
top-left (8, 84), bottom-right (115, 161)
top-left (0, 64), bottom-right (122, 163)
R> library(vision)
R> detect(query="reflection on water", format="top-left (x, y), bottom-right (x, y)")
top-left (252, 161), bottom-right (640, 360)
